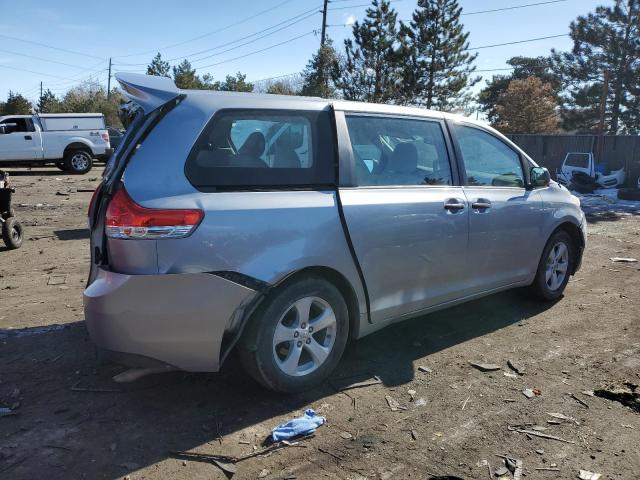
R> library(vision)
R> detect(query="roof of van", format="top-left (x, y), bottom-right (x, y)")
top-left (115, 72), bottom-right (486, 128)
top-left (38, 113), bottom-right (104, 118)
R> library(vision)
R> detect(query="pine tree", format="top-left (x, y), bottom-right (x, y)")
top-left (552, 0), bottom-right (640, 133)
top-left (2, 91), bottom-right (32, 115)
top-left (266, 80), bottom-right (299, 96)
top-left (478, 56), bottom-right (561, 124)
top-left (494, 77), bottom-right (559, 134)
top-left (300, 38), bottom-right (339, 98)
top-left (146, 53), bottom-right (171, 77)
top-left (337, 0), bottom-right (400, 103)
top-left (172, 59), bottom-right (202, 89)
top-left (36, 89), bottom-right (62, 113)
top-left (214, 72), bottom-right (254, 92)
top-left (398, 0), bottom-right (479, 110)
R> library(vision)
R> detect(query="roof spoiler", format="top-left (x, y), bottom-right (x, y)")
top-left (115, 73), bottom-right (181, 114)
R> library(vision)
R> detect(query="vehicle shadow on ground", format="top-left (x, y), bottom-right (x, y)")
top-left (53, 228), bottom-right (89, 241)
top-left (4, 169), bottom-right (73, 177)
top-left (0, 289), bottom-right (554, 479)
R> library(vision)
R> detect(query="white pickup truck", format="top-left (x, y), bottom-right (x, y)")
top-left (0, 113), bottom-right (111, 174)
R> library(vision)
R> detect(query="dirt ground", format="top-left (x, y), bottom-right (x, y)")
top-left (1, 166), bottom-right (639, 480)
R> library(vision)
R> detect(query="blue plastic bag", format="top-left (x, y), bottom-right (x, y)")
top-left (271, 409), bottom-right (326, 442)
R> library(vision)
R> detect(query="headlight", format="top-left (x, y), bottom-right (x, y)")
top-left (570, 194), bottom-right (581, 207)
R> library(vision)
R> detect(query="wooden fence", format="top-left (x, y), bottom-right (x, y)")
top-left (506, 134), bottom-right (640, 186)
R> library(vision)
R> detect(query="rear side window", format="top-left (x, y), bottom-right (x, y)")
top-left (185, 109), bottom-right (335, 190)
top-left (345, 115), bottom-right (452, 187)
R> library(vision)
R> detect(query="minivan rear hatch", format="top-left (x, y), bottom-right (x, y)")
top-left (87, 73), bottom-right (183, 285)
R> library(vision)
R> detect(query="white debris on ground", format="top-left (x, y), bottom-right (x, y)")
top-left (572, 188), bottom-right (640, 216)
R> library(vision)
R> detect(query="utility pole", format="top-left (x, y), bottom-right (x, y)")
top-left (107, 57), bottom-right (112, 100)
top-left (321, 0), bottom-right (329, 46)
top-left (596, 69), bottom-right (610, 164)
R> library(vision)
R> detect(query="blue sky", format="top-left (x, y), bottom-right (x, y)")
top-left (0, 0), bottom-right (605, 103)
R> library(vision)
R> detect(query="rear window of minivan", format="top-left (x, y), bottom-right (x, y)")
top-left (185, 109), bottom-right (336, 190)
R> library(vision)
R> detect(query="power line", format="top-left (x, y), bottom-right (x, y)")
top-left (0, 63), bottom-right (80, 81)
top-left (0, 34), bottom-right (105, 60)
top-left (112, 0), bottom-right (299, 59)
top-left (114, 7), bottom-right (321, 67)
top-left (462, 0), bottom-right (568, 16)
top-left (0, 48), bottom-right (91, 70)
top-left (197, 30), bottom-right (316, 70)
top-left (469, 34), bottom-right (567, 50)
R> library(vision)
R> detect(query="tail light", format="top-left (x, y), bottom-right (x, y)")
top-left (105, 188), bottom-right (203, 239)
top-left (101, 131), bottom-right (110, 143)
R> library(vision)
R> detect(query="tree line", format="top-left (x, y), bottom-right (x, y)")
top-left (1, 0), bottom-right (639, 135)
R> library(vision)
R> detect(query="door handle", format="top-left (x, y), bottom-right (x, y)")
top-left (24, 135), bottom-right (32, 140)
top-left (472, 199), bottom-right (492, 209)
top-left (444, 199), bottom-right (465, 211)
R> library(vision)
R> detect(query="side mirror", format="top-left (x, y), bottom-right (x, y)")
top-left (530, 166), bottom-right (550, 188)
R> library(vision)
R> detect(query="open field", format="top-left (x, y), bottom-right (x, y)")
top-left (1, 167), bottom-right (639, 480)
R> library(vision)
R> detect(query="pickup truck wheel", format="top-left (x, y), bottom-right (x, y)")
top-left (529, 230), bottom-right (574, 301)
top-left (2, 217), bottom-right (23, 250)
top-left (64, 150), bottom-right (93, 174)
top-left (238, 275), bottom-right (349, 393)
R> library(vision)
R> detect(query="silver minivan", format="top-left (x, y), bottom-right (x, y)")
top-left (84, 73), bottom-right (586, 393)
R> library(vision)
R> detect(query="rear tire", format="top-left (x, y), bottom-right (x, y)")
top-left (2, 217), bottom-right (23, 250)
top-left (529, 230), bottom-right (574, 301)
top-left (238, 275), bottom-right (349, 393)
top-left (64, 150), bottom-right (93, 174)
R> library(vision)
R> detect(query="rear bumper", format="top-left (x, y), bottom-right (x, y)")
top-left (83, 268), bottom-right (257, 371)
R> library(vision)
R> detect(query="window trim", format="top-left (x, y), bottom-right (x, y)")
top-left (184, 107), bottom-right (337, 192)
top-left (447, 120), bottom-right (532, 189)
top-left (336, 111), bottom-right (460, 189)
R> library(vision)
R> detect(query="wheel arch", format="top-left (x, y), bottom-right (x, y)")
top-left (277, 266), bottom-right (362, 340)
top-left (551, 221), bottom-right (584, 274)
top-left (64, 141), bottom-right (93, 156)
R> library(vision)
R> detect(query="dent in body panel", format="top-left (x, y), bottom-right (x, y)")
top-left (154, 190), bottom-right (368, 322)
top-left (84, 268), bottom-right (256, 371)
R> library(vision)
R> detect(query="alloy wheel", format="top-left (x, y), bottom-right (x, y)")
top-left (272, 296), bottom-right (337, 377)
top-left (545, 241), bottom-right (569, 291)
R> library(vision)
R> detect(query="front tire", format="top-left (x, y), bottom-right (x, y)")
top-left (64, 150), bottom-right (93, 174)
top-left (239, 275), bottom-right (349, 393)
top-left (2, 217), bottom-right (23, 250)
top-left (529, 230), bottom-right (574, 301)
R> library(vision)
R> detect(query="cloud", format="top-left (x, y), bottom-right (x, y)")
top-left (344, 14), bottom-right (356, 26)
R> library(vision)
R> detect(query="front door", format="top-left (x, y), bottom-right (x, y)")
top-left (337, 113), bottom-right (470, 323)
top-left (450, 122), bottom-right (544, 291)
top-left (0, 117), bottom-right (39, 161)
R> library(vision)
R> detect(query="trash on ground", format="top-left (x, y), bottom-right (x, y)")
top-left (331, 374), bottom-right (382, 391)
top-left (385, 395), bottom-right (407, 411)
top-left (609, 257), bottom-right (637, 263)
top-left (494, 466), bottom-right (508, 476)
top-left (507, 426), bottom-right (576, 444)
top-left (578, 470), bottom-right (602, 480)
top-left (547, 412), bottom-right (580, 425)
top-left (507, 360), bottom-right (525, 375)
top-left (418, 366), bottom-right (433, 373)
top-left (47, 275), bottom-right (67, 286)
top-left (413, 398), bottom-right (427, 408)
top-left (568, 392), bottom-right (590, 408)
top-left (503, 372), bottom-right (518, 378)
top-left (0, 407), bottom-right (17, 417)
top-left (258, 468), bottom-right (270, 478)
top-left (469, 362), bottom-right (501, 372)
top-left (271, 409), bottom-right (326, 442)
top-left (522, 388), bottom-right (541, 399)
top-left (593, 382), bottom-right (639, 413)
top-left (212, 458), bottom-right (237, 476)
top-left (339, 431), bottom-right (353, 440)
